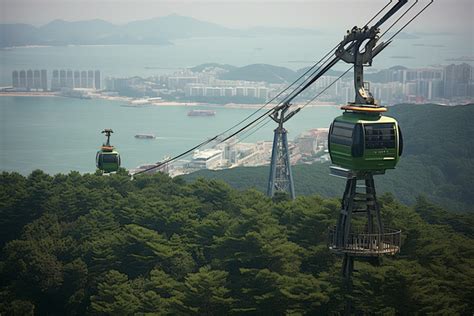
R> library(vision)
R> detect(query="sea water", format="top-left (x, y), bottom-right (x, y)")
top-left (0, 96), bottom-right (341, 174)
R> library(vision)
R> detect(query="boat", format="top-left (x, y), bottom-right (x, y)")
top-left (188, 109), bottom-right (216, 117)
top-left (135, 134), bottom-right (156, 139)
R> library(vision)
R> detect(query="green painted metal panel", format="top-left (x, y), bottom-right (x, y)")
top-left (329, 111), bottom-right (401, 172)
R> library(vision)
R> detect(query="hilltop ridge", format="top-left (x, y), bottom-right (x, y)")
top-left (0, 15), bottom-right (320, 48)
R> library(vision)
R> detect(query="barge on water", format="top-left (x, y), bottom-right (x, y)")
top-left (135, 134), bottom-right (156, 139)
top-left (187, 109), bottom-right (216, 117)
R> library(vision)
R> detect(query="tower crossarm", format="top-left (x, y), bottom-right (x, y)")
top-left (269, 102), bottom-right (301, 127)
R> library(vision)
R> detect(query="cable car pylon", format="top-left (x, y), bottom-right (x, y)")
top-left (324, 0), bottom-right (436, 313)
top-left (267, 103), bottom-right (300, 199)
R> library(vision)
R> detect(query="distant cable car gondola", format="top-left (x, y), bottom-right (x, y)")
top-left (96, 129), bottom-right (121, 173)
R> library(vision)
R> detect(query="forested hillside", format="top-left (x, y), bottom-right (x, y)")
top-left (1, 170), bottom-right (473, 314)
top-left (185, 104), bottom-right (474, 213)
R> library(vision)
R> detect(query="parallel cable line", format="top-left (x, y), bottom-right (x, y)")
top-left (132, 0), bottom-right (432, 176)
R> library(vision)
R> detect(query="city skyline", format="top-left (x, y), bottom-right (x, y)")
top-left (7, 62), bottom-right (474, 105)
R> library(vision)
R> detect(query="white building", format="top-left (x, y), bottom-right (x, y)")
top-left (189, 149), bottom-right (223, 169)
top-left (247, 87), bottom-right (257, 98)
top-left (235, 87), bottom-right (246, 96)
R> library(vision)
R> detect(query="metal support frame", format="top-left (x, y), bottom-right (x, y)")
top-left (267, 125), bottom-right (295, 199)
top-left (335, 173), bottom-right (384, 315)
top-left (267, 103), bottom-right (299, 199)
top-left (335, 173), bottom-right (384, 278)
top-left (102, 129), bottom-right (113, 146)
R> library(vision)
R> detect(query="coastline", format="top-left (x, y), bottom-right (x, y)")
top-left (0, 92), bottom-right (59, 97)
top-left (0, 92), bottom-right (340, 108)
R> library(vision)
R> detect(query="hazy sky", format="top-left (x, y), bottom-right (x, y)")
top-left (1, 0), bottom-right (473, 34)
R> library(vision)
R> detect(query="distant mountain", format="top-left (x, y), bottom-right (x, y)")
top-left (37, 19), bottom-right (118, 45)
top-left (123, 14), bottom-right (237, 39)
top-left (0, 24), bottom-right (40, 47)
top-left (0, 15), bottom-right (320, 48)
top-left (219, 64), bottom-right (297, 84)
top-left (189, 63), bottom-right (350, 84)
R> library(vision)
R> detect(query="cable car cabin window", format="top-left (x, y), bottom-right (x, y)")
top-left (96, 152), bottom-right (101, 168)
top-left (364, 123), bottom-right (396, 149)
top-left (398, 124), bottom-right (404, 156)
top-left (330, 121), bottom-right (354, 146)
top-left (102, 154), bottom-right (119, 163)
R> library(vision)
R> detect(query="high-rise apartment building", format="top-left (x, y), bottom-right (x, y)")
top-left (235, 87), bottom-right (245, 97)
top-left (12, 71), bottom-right (19, 88)
top-left (80, 71), bottom-right (87, 88)
top-left (33, 70), bottom-right (41, 89)
top-left (94, 70), bottom-right (101, 90)
top-left (87, 70), bottom-right (94, 88)
top-left (74, 71), bottom-right (81, 88)
top-left (66, 70), bottom-right (74, 88)
top-left (26, 70), bottom-right (33, 90)
top-left (51, 70), bottom-right (60, 91)
top-left (19, 70), bottom-right (26, 88)
top-left (444, 63), bottom-right (472, 98)
top-left (40, 70), bottom-right (48, 90)
top-left (59, 70), bottom-right (66, 88)
top-left (247, 87), bottom-right (257, 98)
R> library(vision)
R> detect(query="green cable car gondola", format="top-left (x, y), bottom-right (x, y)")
top-left (96, 129), bottom-right (121, 173)
top-left (327, 24), bottom-right (405, 174)
top-left (329, 107), bottom-right (403, 173)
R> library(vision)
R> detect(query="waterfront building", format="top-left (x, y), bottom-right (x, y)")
top-left (223, 87), bottom-right (234, 97)
top-left (87, 70), bottom-right (94, 89)
top-left (51, 70), bottom-right (60, 91)
top-left (26, 70), bottom-right (33, 90)
top-left (247, 87), bottom-right (257, 98)
top-left (108, 78), bottom-right (128, 91)
top-left (40, 70), bottom-right (47, 91)
top-left (189, 85), bottom-right (205, 96)
top-left (258, 87), bottom-right (268, 100)
top-left (404, 82), bottom-right (417, 97)
top-left (204, 87), bottom-right (221, 97)
top-left (188, 149), bottom-right (223, 170)
top-left (66, 70), bottom-right (74, 88)
top-left (444, 63), bottom-right (472, 98)
top-left (235, 87), bottom-right (245, 97)
top-left (74, 71), bottom-right (81, 88)
top-left (168, 76), bottom-right (198, 90)
top-left (294, 128), bottom-right (329, 156)
top-left (94, 70), bottom-right (101, 90)
top-left (80, 71), bottom-right (87, 88)
top-left (12, 71), bottom-right (19, 88)
top-left (33, 70), bottom-right (41, 89)
top-left (59, 70), bottom-right (66, 88)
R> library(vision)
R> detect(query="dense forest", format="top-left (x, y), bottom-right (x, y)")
top-left (186, 104), bottom-right (474, 213)
top-left (1, 170), bottom-right (473, 315)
